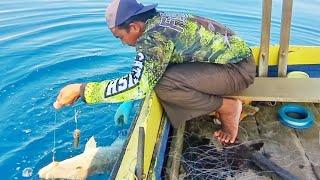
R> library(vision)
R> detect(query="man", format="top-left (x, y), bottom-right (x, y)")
top-left (54, 0), bottom-right (256, 144)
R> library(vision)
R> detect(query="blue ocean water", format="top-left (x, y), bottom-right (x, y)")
top-left (0, 0), bottom-right (319, 179)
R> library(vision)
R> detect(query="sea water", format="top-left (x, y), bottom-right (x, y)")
top-left (0, 0), bottom-right (319, 179)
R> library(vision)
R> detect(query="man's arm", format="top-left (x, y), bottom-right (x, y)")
top-left (82, 52), bottom-right (150, 103)
top-left (53, 31), bottom-right (174, 109)
top-left (82, 33), bottom-right (175, 104)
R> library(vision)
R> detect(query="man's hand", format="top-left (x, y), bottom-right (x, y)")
top-left (53, 84), bottom-right (82, 109)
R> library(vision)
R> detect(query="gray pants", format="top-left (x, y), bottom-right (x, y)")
top-left (154, 58), bottom-right (256, 128)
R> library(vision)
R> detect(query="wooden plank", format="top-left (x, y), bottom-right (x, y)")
top-left (278, 0), bottom-right (293, 77)
top-left (258, 0), bottom-right (272, 77)
top-left (294, 103), bottom-right (320, 179)
top-left (168, 122), bottom-right (185, 180)
top-left (234, 115), bottom-right (272, 179)
top-left (238, 115), bottom-right (260, 142)
top-left (137, 127), bottom-right (145, 180)
top-left (255, 104), bottom-right (316, 179)
top-left (229, 77), bottom-right (320, 103)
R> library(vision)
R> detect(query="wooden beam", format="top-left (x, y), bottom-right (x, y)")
top-left (136, 127), bottom-right (145, 180)
top-left (258, 0), bottom-right (272, 77)
top-left (169, 123), bottom-right (185, 180)
top-left (228, 77), bottom-right (320, 103)
top-left (278, 0), bottom-right (293, 77)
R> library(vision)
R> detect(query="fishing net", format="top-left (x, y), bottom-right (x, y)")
top-left (161, 103), bottom-right (320, 180)
top-left (163, 115), bottom-right (282, 180)
top-left (161, 116), bottom-right (263, 179)
top-left (180, 134), bottom-right (265, 180)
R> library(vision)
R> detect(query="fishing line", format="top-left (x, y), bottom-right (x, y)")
top-left (52, 111), bottom-right (57, 161)
top-left (74, 109), bottom-right (78, 129)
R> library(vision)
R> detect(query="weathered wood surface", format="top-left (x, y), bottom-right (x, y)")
top-left (165, 123), bottom-right (185, 180)
top-left (238, 115), bottom-right (260, 142)
top-left (234, 115), bottom-right (272, 179)
top-left (171, 123), bottom-right (185, 180)
top-left (229, 77), bottom-right (320, 103)
top-left (294, 103), bottom-right (320, 179)
top-left (258, 0), bottom-right (272, 77)
top-left (278, 0), bottom-right (293, 77)
top-left (255, 104), bottom-right (317, 179)
top-left (171, 104), bottom-right (320, 179)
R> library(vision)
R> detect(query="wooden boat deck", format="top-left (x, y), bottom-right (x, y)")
top-left (164, 103), bottom-right (320, 179)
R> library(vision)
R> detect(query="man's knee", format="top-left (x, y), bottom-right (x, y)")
top-left (155, 83), bottom-right (194, 105)
top-left (154, 85), bottom-right (170, 101)
top-left (155, 68), bottom-right (181, 101)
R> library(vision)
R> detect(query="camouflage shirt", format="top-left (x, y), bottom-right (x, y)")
top-left (83, 12), bottom-right (252, 104)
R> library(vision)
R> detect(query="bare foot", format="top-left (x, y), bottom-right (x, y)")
top-left (213, 98), bottom-right (242, 144)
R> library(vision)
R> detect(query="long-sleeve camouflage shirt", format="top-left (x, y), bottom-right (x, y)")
top-left (82, 12), bottom-right (252, 104)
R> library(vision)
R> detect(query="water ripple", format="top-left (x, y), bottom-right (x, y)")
top-left (0, 0), bottom-right (319, 179)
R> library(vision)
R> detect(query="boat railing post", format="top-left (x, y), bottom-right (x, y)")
top-left (136, 127), bottom-right (145, 180)
top-left (169, 122), bottom-right (185, 180)
top-left (278, 0), bottom-right (293, 77)
top-left (258, 0), bottom-right (272, 77)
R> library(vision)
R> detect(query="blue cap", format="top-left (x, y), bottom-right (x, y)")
top-left (106, 0), bottom-right (157, 28)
